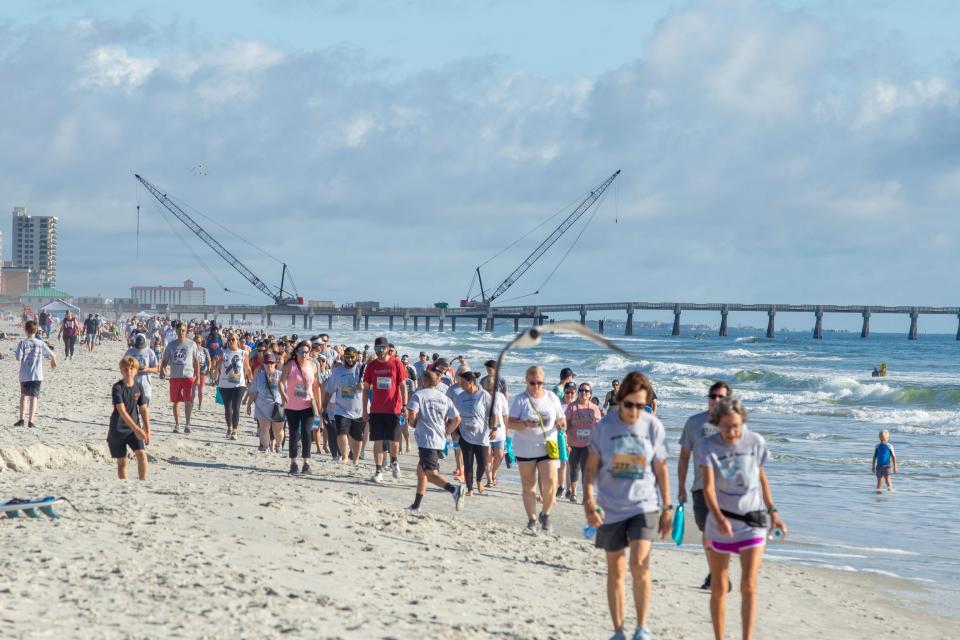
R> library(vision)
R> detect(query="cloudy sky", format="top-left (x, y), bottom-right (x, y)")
top-left (2, 0), bottom-right (959, 330)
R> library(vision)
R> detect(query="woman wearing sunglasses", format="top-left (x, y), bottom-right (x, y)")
top-left (213, 333), bottom-right (253, 440)
top-left (583, 371), bottom-right (672, 640)
top-left (279, 340), bottom-right (321, 475)
top-left (507, 365), bottom-right (566, 532)
top-left (192, 334), bottom-right (211, 411)
top-left (565, 381), bottom-right (602, 503)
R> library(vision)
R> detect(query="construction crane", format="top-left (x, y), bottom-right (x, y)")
top-left (466, 169), bottom-right (620, 306)
top-left (135, 174), bottom-right (302, 306)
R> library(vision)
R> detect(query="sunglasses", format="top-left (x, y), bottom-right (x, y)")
top-left (708, 393), bottom-right (727, 400)
top-left (621, 400), bottom-right (648, 411)
top-left (578, 388), bottom-right (592, 394)
top-left (527, 381), bottom-right (544, 387)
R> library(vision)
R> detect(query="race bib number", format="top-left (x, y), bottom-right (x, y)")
top-left (611, 452), bottom-right (646, 479)
top-left (576, 428), bottom-right (592, 441)
top-left (339, 386), bottom-right (356, 399)
top-left (376, 376), bottom-right (392, 391)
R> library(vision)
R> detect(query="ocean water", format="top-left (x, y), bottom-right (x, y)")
top-left (276, 319), bottom-right (960, 615)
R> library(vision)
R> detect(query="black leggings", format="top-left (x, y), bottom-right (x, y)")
top-left (63, 335), bottom-right (77, 358)
top-left (286, 407), bottom-right (314, 460)
top-left (220, 386), bottom-right (245, 429)
top-left (568, 446), bottom-right (589, 486)
top-left (459, 439), bottom-right (488, 489)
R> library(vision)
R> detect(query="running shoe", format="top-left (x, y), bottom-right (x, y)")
top-left (609, 631), bottom-right (627, 640)
top-left (568, 492), bottom-right (579, 503)
top-left (258, 445), bottom-right (267, 453)
top-left (538, 512), bottom-right (552, 533)
top-left (391, 461), bottom-right (400, 480)
top-left (184, 426), bottom-right (191, 434)
top-left (13, 419), bottom-right (24, 427)
top-left (28, 422), bottom-right (36, 429)
top-left (173, 425), bottom-right (181, 434)
top-left (359, 451), bottom-right (366, 460)
top-left (300, 463), bottom-right (313, 475)
top-left (289, 462), bottom-right (300, 475)
top-left (229, 433), bottom-right (237, 441)
top-left (526, 519), bottom-right (537, 532)
top-left (453, 485), bottom-right (465, 511)
top-left (555, 487), bottom-right (564, 499)
top-left (407, 504), bottom-right (420, 511)
top-left (632, 628), bottom-right (654, 640)
top-left (371, 470), bottom-right (384, 483)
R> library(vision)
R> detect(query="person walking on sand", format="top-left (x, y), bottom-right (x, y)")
top-left (125, 334), bottom-right (159, 409)
top-left (697, 397), bottom-right (787, 640)
top-left (160, 322), bottom-right (200, 434)
top-left (14, 320), bottom-right (57, 428)
top-left (83, 313), bottom-right (98, 352)
top-left (58, 310), bottom-right (80, 361)
top-left (323, 346), bottom-right (365, 464)
top-left (482, 377), bottom-right (509, 487)
top-left (565, 380), bottom-right (602, 503)
top-left (213, 333), bottom-right (252, 440)
top-left (583, 371), bottom-right (673, 640)
top-left (193, 334), bottom-right (211, 411)
top-left (677, 381), bottom-right (731, 591)
top-left (245, 352), bottom-right (285, 452)
top-left (508, 365), bottom-right (566, 532)
top-left (407, 370), bottom-right (464, 511)
top-left (108, 356), bottom-right (152, 480)
top-left (872, 429), bottom-right (898, 492)
top-left (452, 371), bottom-right (494, 496)
top-left (362, 336), bottom-right (408, 483)
top-left (280, 340), bottom-right (321, 475)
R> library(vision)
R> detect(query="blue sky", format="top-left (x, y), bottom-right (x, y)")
top-left (2, 1), bottom-right (959, 331)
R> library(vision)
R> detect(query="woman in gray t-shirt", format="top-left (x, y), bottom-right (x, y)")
top-left (696, 397), bottom-right (787, 640)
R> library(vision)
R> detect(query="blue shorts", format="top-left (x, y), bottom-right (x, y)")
top-left (490, 440), bottom-right (505, 450)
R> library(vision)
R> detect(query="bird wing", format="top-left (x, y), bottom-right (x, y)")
top-left (538, 321), bottom-right (631, 356)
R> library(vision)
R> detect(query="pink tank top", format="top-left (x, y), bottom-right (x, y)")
top-left (285, 359), bottom-right (316, 411)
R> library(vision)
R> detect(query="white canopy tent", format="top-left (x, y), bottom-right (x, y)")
top-left (39, 299), bottom-right (81, 315)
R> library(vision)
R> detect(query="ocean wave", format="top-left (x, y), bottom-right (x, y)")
top-left (851, 408), bottom-right (960, 435)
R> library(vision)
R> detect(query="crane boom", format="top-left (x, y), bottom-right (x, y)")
top-left (481, 169), bottom-right (620, 304)
top-left (135, 174), bottom-right (299, 305)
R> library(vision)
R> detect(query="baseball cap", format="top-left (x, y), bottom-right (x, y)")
top-left (432, 358), bottom-right (449, 372)
top-left (564, 381), bottom-right (577, 391)
top-left (459, 371), bottom-right (479, 382)
top-left (374, 336), bottom-right (389, 347)
top-left (133, 334), bottom-right (147, 349)
top-left (560, 367), bottom-right (576, 379)
top-left (344, 347), bottom-right (359, 357)
top-left (263, 352), bottom-right (277, 364)
top-left (483, 359), bottom-right (497, 369)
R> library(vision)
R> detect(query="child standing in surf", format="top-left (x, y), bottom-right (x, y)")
top-left (871, 430), bottom-right (898, 492)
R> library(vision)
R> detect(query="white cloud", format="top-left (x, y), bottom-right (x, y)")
top-left (80, 45), bottom-right (158, 91)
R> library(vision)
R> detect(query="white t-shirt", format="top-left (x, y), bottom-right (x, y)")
top-left (16, 337), bottom-right (54, 382)
top-left (489, 392), bottom-right (509, 443)
top-left (508, 391), bottom-right (564, 458)
top-left (324, 363), bottom-right (364, 419)
top-left (408, 387), bottom-right (459, 450)
top-left (218, 349), bottom-right (247, 388)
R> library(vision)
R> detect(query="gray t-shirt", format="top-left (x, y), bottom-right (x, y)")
top-left (453, 388), bottom-right (493, 446)
top-left (695, 428), bottom-right (768, 543)
top-left (248, 367), bottom-right (282, 421)
top-left (324, 363), bottom-right (364, 419)
top-left (162, 339), bottom-right (198, 379)
top-left (408, 387), bottom-right (459, 450)
top-left (413, 360), bottom-right (430, 386)
top-left (679, 410), bottom-right (718, 492)
top-left (588, 411), bottom-right (668, 524)
top-left (15, 337), bottom-right (53, 382)
top-left (125, 347), bottom-right (158, 399)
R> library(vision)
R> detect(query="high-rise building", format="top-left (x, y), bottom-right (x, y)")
top-left (11, 207), bottom-right (58, 289)
top-left (131, 279), bottom-right (207, 306)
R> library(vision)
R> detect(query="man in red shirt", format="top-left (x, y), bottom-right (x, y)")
top-left (362, 336), bottom-right (408, 483)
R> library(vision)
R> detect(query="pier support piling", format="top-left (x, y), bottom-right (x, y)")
top-left (813, 309), bottom-right (824, 339)
top-left (514, 317), bottom-right (520, 331)
top-left (451, 317), bottom-right (456, 332)
top-left (861, 311), bottom-right (870, 338)
top-left (389, 316), bottom-right (394, 331)
top-left (438, 314), bottom-right (444, 332)
top-left (266, 313), bottom-right (272, 327)
top-left (579, 305), bottom-right (587, 326)
top-left (766, 308), bottom-right (776, 339)
top-left (908, 309), bottom-right (919, 340)
top-left (363, 314), bottom-right (369, 331)
top-left (485, 312), bottom-right (494, 332)
top-left (403, 315), bottom-right (409, 331)
top-left (425, 317), bottom-right (431, 332)
top-left (672, 306), bottom-right (681, 336)
top-left (229, 314), bottom-right (235, 324)
top-left (956, 313), bottom-right (960, 341)
top-left (598, 319), bottom-right (605, 334)
top-left (719, 306), bottom-right (729, 337)
top-left (625, 304), bottom-right (635, 336)
top-left (414, 316), bottom-right (419, 331)
top-left (328, 315), bottom-right (333, 330)
top-left (476, 316), bottom-right (482, 331)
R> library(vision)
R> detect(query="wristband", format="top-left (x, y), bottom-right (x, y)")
top-left (662, 504), bottom-right (674, 511)
top-left (767, 507), bottom-right (778, 514)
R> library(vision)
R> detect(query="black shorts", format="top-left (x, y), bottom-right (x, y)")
top-left (595, 511), bottom-right (659, 551)
top-left (20, 381), bottom-right (42, 397)
top-left (692, 489), bottom-right (708, 532)
top-left (515, 455), bottom-right (551, 464)
top-left (369, 413), bottom-right (400, 442)
top-left (418, 447), bottom-right (441, 471)
top-left (107, 432), bottom-right (146, 458)
top-left (336, 415), bottom-right (365, 441)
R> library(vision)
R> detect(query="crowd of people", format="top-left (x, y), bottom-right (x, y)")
top-left (12, 313), bottom-right (791, 640)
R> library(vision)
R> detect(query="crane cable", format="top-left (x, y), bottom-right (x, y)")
top-left (148, 196), bottom-right (233, 294)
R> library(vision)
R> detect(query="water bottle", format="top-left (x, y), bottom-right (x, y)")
top-left (768, 527), bottom-right (784, 541)
top-left (312, 417), bottom-right (321, 432)
top-left (582, 507), bottom-right (604, 540)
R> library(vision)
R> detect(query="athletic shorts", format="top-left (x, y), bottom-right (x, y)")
top-left (418, 447), bottom-right (441, 471)
top-left (336, 415), bottom-right (365, 441)
top-left (692, 489), bottom-right (708, 532)
top-left (515, 455), bottom-right (552, 464)
top-left (875, 465), bottom-right (892, 479)
top-left (490, 440), bottom-right (505, 450)
top-left (595, 511), bottom-right (659, 551)
top-left (169, 377), bottom-right (195, 403)
top-left (369, 413), bottom-right (400, 442)
top-left (85, 333), bottom-right (96, 343)
top-left (19, 381), bottom-right (42, 397)
top-left (107, 432), bottom-right (145, 458)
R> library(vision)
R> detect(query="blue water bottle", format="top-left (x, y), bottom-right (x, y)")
top-left (582, 507), bottom-right (604, 540)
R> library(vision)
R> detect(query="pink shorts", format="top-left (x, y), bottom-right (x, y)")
top-left (709, 537), bottom-right (765, 555)
top-left (169, 377), bottom-right (195, 403)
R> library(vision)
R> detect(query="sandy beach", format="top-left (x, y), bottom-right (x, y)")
top-left (1, 327), bottom-right (955, 640)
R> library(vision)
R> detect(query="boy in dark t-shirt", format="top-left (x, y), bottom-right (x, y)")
top-left (108, 355), bottom-right (152, 480)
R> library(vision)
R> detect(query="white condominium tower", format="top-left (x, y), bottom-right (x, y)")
top-left (12, 207), bottom-right (58, 289)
